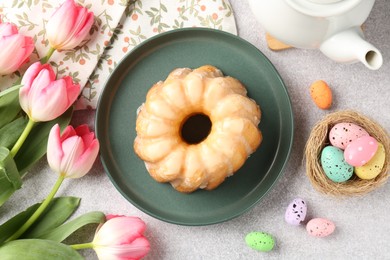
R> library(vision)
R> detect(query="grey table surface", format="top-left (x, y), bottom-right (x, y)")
top-left (1, 0), bottom-right (389, 259)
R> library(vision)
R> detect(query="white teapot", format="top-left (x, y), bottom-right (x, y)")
top-left (248, 0), bottom-right (383, 70)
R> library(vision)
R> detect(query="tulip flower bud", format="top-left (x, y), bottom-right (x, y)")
top-left (92, 216), bottom-right (150, 260)
top-left (19, 62), bottom-right (80, 122)
top-left (46, 0), bottom-right (94, 50)
top-left (0, 20), bottom-right (34, 75)
top-left (47, 124), bottom-right (99, 178)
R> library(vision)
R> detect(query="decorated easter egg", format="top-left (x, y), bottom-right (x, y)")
top-left (310, 80), bottom-right (332, 110)
top-left (344, 136), bottom-right (378, 167)
top-left (321, 146), bottom-right (354, 182)
top-left (306, 218), bottom-right (335, 237)
top-left (329, 122), bottom-right (369, 150)
top-left (285, 198), bottom-right (307, 225)
top-left (245, 232), bottom-right (275, 252)
top-left (355, 143), bottom-right (386, 179)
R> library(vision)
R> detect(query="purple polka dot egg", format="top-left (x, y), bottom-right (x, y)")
top-left (344, 136), bottom-right (378, 167)
top-left (285, 198), bottom-right (307, 225)
top-left (329, 122), bottom-right (369, 150)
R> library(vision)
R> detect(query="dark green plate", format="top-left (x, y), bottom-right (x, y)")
top-left (95, 28), bottom-right (294, 226)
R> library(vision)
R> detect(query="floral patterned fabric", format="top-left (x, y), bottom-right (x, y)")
top-left (0, 0), bottom-right (237, 109)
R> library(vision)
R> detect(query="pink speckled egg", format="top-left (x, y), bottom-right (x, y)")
top-left (329, 123), bottom-right (369, 150)
top-left (344, 136), bottom-right (378, 167)
top-left (306, 218), bottom-right (335, 237)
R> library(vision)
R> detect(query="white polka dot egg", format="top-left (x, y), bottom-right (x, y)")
top-left (344, 136), bottom-right (378, 167)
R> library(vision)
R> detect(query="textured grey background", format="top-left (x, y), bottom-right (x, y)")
top-left (1, 0), bottom-right (389, 259)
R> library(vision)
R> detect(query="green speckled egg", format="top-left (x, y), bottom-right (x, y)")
top-left (321, 146), bottom-right (354, 183)
top-left (245, 231), bottom-right (275, 252)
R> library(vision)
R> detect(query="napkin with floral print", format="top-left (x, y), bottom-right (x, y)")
top-left (0, 0), bottom-right (237, 110)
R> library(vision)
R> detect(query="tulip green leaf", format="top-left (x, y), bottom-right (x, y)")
top-left (0, 239), bottom-right (83, 260)
top-left (23, 196), bottom-right (81, 239)
top-left (0, 187), bottom-right (16, 207)
top-left (14, 106), bottom-right (73, 177)
top-left (0, 84), bottom-right (22, 129)
top-left (0, 117), bottom-right (28, 149)
top-left (0, 147), bottom-right (22, 207)
top-left (0, 197), bottom-right (80, 244)
top-left (0, 147), bottom-right (22, 189)
top-left (38, 211), bottom-right (106, 242)
top-left (0, 200), bottom-right (38, 244)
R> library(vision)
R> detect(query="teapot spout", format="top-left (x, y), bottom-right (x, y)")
top-left (320, 27), bottom-right (383, 70)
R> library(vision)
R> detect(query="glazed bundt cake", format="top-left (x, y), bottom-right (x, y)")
top-left (134, 65), bottom-right (262, 193)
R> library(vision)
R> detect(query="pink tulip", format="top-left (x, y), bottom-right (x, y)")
top-left (0, 20), bottom-right (34, 75)
top-left (92, 216), bottom-right (150, 260)
top-left (47, 124), bottom-right (99, 178)
top-left (19, 62), bottom-right (80, 122)
top-left (46, 0), bottom-right (94, 50)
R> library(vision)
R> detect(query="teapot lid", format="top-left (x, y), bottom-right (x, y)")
top-left (286, 0), bottom-right (362, 17)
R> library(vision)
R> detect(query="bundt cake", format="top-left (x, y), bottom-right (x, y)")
top-left (134, 65), bottom-right (262, 193)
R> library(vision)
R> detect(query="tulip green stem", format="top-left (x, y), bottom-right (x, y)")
top-left (41, 47), bottom-right (56, 64)
top-left (70, 242), bottom-right (94, 250)
top-left (10, 119), bottom-right (35, 157)
top-left (5, 175), bottom-right (65, 242)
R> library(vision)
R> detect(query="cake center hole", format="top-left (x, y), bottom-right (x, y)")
top-left (181, 113), bottom-right (212, 144)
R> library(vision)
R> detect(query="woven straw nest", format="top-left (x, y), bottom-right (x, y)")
top-left (304, 110), bottom-right (390, 196)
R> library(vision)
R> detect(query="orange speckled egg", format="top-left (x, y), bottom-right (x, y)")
top-left (310, 80), bottom-right (332, 110)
